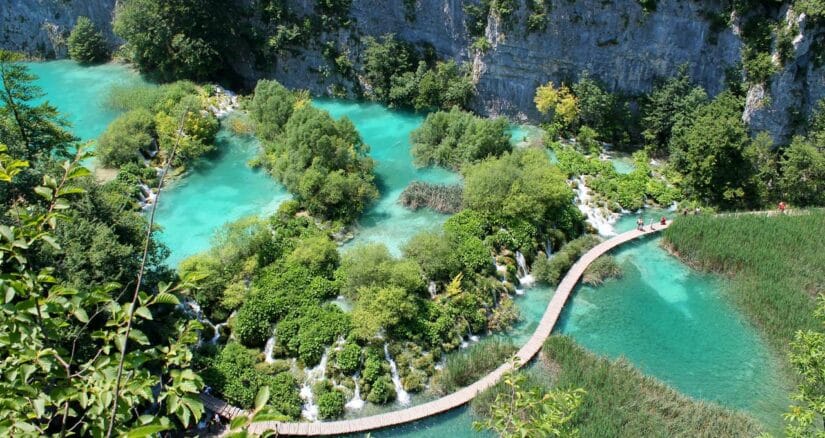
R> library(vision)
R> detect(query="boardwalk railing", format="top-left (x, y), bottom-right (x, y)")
top-left (212, 224), bottom-right (669, 436)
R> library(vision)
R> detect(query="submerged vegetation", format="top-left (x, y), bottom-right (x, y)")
top-left (398, 181), bottom-right (463, 214)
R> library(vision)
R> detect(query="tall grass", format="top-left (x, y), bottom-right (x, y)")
top-left (473, 336), bottom-right (763, 437)
top-left (663, 210), bottom-right (824, 354)
top-left (433, 340), bottom-right (516, 395)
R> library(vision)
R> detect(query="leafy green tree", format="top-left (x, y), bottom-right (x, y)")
top-left (0, 149), bottom-right (204, 435)
top-left (114, 0), bottom-right (234, 80)
top-left (336, 243), bottom-right (425, 299)
top-left (784, 295), bottom-right (825, 437)
top-left (572, 72), bottom-right (630, 145)
top-left (779, 136), bottom-right (825, 207)
top-left (410, 107), bottom-right (511, 170)
top-left (534, 81), bottom-right (578, 130)
top-left (67, 16), bottom-right (109, 64)
top-left (641, 66), bottom-right (708, 157)
top-left (249, 79), bottom-right (297, 141)
top-left (402, 231), bottom-right (463, 283)
top-left (351, 286), bottom-right (417, 340)
top-left (261, 105), bottom-right (378, 223)
top-left (669, 92), bottom-right (757, 208)
top-left (362, 34), bottom-right (418, 103)
top-left (367, 375), bottom-right (397, 404)
top-left (97, 108), bottom-right (155, 167)
top-left (155, 95), bottom-right (219, 166)
top-left (474, 370), bottom-right (586, 438)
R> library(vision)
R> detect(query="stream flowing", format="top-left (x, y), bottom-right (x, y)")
top-left (29, 60), bottom-right (789, 436)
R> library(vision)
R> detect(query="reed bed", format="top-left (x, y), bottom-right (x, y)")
top-left (663, 210), bottom-right (824, 353)
top-left (432, 340), bottom-right (516, 395)
top-left (472, 336), bottom-right (763, 437)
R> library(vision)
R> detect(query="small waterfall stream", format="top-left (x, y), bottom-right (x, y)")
top-left (345, 372), bottom-right (366, 410)
top-left (300, 350), bottom-right (329, 422)
top-left (263, 332), bottom-right (277, 364)
top-left (383, 344), bottom-right (411, 405)
top-left (574, 176), bottom-right (619, 236)
top-left (514, 251), bottom-right (535, 289)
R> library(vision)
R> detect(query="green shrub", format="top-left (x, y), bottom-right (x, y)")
top-left (367, 375), bottom-right (397, 404)
top-left (533, 235), bottom-right (602, 285)
top-left (96, 109), bottom-right (155, 167)
top-left (336, 342), bottom-right (362, 375)
top-left (317, 389), bottom-right (346, 419)
top-left (67, 17), bottom-right (109, 63)
top-left (582, 255), bottom-right (622, 285)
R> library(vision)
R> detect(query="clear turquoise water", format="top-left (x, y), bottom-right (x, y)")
top-left (24, 60), bottom-right (147, 142)
top-left (314, 99), bottom-right (460, 255)
top-left (154, 130), bottom-right (291, 267)
top-left (28, 61), bottom-right (787, 435)
top-left (557, 236), bottom-right (789, 430)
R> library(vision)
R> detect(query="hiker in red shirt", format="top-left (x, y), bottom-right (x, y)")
top-left (660, 216), bottom-right (667, 226)
top-left (778, 201), bottom-right (787, 214)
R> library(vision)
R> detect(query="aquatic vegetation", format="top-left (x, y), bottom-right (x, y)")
top-left (533, 235), bottom-right (602, 286)
top-left (472, 336), bottom-right (763, 436)
top-left (398, 181), bottom-right (463, 214)
top-left (433, 341), bottom-right (517, 395)
top-left (582, 255), bottom-right (622, 286)
top-left (663, 211), bottom-right (825, 354)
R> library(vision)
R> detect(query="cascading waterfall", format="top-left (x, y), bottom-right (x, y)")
top-left (427, 281), bottom-right (438, 298)
top-left (574, 176), bottom-right (619, 236)
top-left (383, 344), bottom-right (411, 405)
top-left (514, 251), bottom-right (535, 288)
top-left (345, 372), bottom-right (366, 410)
top-left (300, 350), bottom-right (329, 422)
top-left (545, 238), bottom-right (553, 258)
top-left (263, 332), bottom-right (277, 364)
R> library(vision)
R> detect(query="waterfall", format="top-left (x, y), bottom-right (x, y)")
top-left (209, 321), bottom-right (227, 345)
top-left (263, 332), bottom-right (277, 364)
top-left (383, 344), bottom-right (411, 405)
top-left (514, 251), bottom-right (535, 287)
top-left (427, 281), bottom-right (438, 298)
top-left (345, 372), bottom-right (366, 410)
top-left (545, 238), bottom-right (553, 258)
top-left (300, 350), bottom-right (329, 422)
top-left (574, 177), bottom-right (618, 236)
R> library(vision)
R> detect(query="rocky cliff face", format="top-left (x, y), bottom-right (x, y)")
top-left (1, 0), bottom-right (117, 58)
top-left (2, 0), bottom-right (823, 143)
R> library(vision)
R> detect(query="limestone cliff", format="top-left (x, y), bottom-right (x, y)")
top-left (2, 0), bottom-right (823, 143)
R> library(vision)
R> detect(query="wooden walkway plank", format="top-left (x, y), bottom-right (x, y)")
top-left (218, 225), bottom-right (669, 436)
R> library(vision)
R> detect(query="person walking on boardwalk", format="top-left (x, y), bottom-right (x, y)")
top-left (636, 216), bottom-right (644, 231)
top-left (660, 216), bottom-right (667, 226)
top-left (778, 201), bottom-right (787, 214)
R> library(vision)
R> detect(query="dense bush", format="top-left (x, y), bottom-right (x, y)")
top-left (114, 0), bottom-right (234, 80)
top-left (410, 107), bottom-right (510, 170)
top-left (402, 231), bottom-right (463, 283)
top-left (335, 342), bottom-right (362, 375)
top-left (367, 375), bottom-right (397, 404)
top-left (317, 389), bottom-right (347, 419)
top-left (582, 255), bottom-right (622, 285)
top-left (336, 243), bottom-right (426, 299)
top-left (249, 79), bottom-right (297, 141)
top-left (362, 34), bottom-right (475, 110)
top-left (96, 108), bottom-right (155, 167)
top-left (260, 104), bottom-right (378, 223)
top-left (67, 16), bottom-right (109, 63)
top-left (276, 305), bottom-right (351, 366)
top-left (533, 235), bottom-right (602, 285)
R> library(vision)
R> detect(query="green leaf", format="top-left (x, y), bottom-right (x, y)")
top-left (154, 292), bottom-right (180, 306)
top-left (74, 307), bottom-right (89, 323)
top-left (34, 186), bottom-right (53, 200)
top-left (115, 334), bottom-right (127, 353)
top-left (134, 306), bottom-right (153, 320)
top-left (67, 166), bottom-right (92, 179)
top-left (254, 386), bottom-right (270, 411)
top-left (124, 424), bottom-right (171, 438)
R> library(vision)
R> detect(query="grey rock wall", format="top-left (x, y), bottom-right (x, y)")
top-left (1, 0), bottom-right (117, 58)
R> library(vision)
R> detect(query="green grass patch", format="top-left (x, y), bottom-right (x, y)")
top-left (433, 340), bottom-right (516, 395)
top-left (473, 336), bottom-right (763, 436)
top-left (663, 210), bottom-right (824, 354)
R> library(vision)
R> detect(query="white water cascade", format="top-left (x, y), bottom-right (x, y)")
top-left (514, 251), bottom-right (535, 288)
top-left (427, 281), bottom-right (438, 298)
top-left (574, 176), bottom-right (619, 236)
top-left (383, 344), bottom-right (411, 405)
top-left (345, 372), bottom-right (366, 411)
top-left (545, 238), bottom-right (553, 258)
top-left (300, 350), bottom-right (329, 422)
top-left (263, 332), bottom-right (277, 364)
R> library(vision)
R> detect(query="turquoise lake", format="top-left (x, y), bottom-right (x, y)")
top-left (27, 60), bottom-right (788, 435)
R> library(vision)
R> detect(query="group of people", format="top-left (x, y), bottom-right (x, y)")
top-left (636, 216), bottom-right (668, 231)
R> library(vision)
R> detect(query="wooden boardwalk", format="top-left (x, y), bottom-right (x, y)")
top-left (225, 224), bottom-right (669, 436)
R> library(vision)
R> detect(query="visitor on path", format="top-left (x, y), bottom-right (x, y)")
top-left (660, 216), bottom-right (667, 226)
top-left (637, 216), bottom-right (644, 231)
top-left (779, 201), bottom-right (787, 214)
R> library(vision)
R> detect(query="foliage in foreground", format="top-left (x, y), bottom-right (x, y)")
top-left (784, 295), bottom-right (825, 437)
top-left (472, 336), bottom-right (763, 437)
top-left (474, 366), bottom-right (585, 438)
top-left (0, 149), bottom-right (204, 435)
top-left (663, 212), bottom-right (824, 354)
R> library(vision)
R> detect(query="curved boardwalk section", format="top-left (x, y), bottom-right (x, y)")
top-left (240, 224), bottom-right (669, 435)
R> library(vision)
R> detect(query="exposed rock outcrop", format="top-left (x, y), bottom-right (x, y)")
top-left (2, 0), bottom-right (823, 143)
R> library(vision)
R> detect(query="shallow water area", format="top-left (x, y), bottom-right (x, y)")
top-left (24, 60), bottom-right (147, 142)
top-left (557, 235), bottom-right (789, 429)
top-left (154, 129), bottom-right (290, 267)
